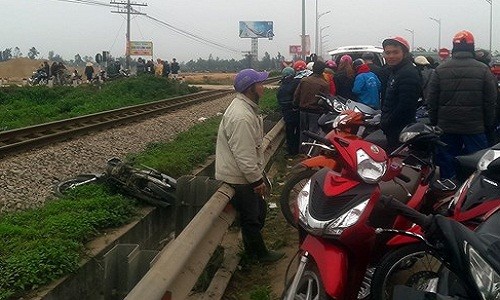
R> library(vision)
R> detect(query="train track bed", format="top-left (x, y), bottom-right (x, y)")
top-left (0, 89), bottom-right (232, 157)
top-left (0, 93), bottom-right (235, 213)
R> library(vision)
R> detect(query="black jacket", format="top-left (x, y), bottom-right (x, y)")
top-left (334, 70), bottom-right (357, 100)
top-left (427, 51), bottom-right (497, 134)
top-left (277, 76), bottom-right (300, 123)
top-left (380, 58), bottom-right (421, 136)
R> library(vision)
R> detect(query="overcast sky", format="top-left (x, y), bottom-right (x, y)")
top-left (2, 0), bottom-right (498, 63)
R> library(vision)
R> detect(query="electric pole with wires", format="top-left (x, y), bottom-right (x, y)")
top-left (110, 0), bottom-right (147, 69)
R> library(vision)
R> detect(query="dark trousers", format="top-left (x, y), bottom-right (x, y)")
top-left (299, 111), bottom-right (321, 154)
top-left (436, 133), bottom-right (488, 179)
top-left (230, 184), bottom-right (268, 256)
top-left (285, 120), bottom-right (300, 155)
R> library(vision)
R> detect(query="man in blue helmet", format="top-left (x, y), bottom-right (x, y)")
top-left (215, 69), bottom-right (285, 263)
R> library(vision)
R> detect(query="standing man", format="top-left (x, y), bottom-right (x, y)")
top-left (293, 60), bottom-right (329, 152)
top-left (215, 69), bottom-right (284, 263)
top-left (428, 30), bottom-right (497, 179)
top-left (380, 36), bottom-right (421, 150)
top-left (170, 58), bottom-right (180, 79)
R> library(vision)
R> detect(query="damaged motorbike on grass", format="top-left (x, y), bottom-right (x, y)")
top-left (281, 123), bottom-right (458, 300)
top-left (55, 157), bottom-right (177, 207)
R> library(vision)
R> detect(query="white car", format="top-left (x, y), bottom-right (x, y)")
top-left (328, 45), bottom-right (385, 67)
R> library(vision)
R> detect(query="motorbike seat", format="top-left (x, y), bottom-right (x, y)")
top-left (456, 149), bottom-right (488, 170)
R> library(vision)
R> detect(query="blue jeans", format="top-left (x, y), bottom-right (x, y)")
top-left (436, 133), bottom-right (488, 179)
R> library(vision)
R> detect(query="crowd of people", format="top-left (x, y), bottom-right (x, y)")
top-left (136, 57), bottom-right (180, 78)
top-left (213, 30), bottom-right (498, 265)
top-left (276, 30), bottom-right (499, 180)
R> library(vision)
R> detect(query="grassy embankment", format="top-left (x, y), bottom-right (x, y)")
top-left (0, 75), bottom-right (199, 131)
top-left (0, 87), bottom-right (280, 300)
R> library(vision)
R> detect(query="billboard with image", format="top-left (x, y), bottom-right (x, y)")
top-left (239, 21), bottom-right (274, 39)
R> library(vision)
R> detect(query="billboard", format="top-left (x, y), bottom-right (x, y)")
top-left (129, 41), bottom-right (153, 56)
top-left (289, 45), bottom-right (302, 54)
top-left (239, 21), bottom-right (274, 39)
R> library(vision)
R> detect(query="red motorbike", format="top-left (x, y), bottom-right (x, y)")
top-left (369, 143), bottom-right (500, 299)
top-left (282, 123), bottom-right (456, 300)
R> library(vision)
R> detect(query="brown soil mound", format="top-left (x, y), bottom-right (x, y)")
top-left (0, 57), bottom-right (49, 81)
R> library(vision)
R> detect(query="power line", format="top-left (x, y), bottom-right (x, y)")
top-left (49, 0), bottom-right (112, 7)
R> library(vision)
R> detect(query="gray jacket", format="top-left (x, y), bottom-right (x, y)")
top-left (427, 51), bottom-right (497, 134)
top-left (215, 93), bottom-right (264, 185)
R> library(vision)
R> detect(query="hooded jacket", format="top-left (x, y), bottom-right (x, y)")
top-left (293, 74), bottom-right (329, 113)
top-left (215, 93), bottom-right (264, 186)
top-left (380, 57), bottom-right (421, 136)
top-left (427, 51), bottom-right (497, 134)
top-left (352, 64), bottom-right (382, 109)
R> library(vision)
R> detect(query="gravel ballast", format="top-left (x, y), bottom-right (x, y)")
top-left (0, 94), bottom-right (234, 213)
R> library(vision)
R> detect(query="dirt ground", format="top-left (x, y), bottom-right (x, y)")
top-left (222, 154), bottom-right (301, 299)
top-left (0, 58), bottom-right (236, 84)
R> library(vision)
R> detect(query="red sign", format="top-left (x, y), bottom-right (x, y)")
top-left (289, 45), bottom-right (302, 54)
top-left (438, 48), bottom-right (450, 60)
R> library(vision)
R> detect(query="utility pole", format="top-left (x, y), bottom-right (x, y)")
top-left (301, 0), bottom-right (306, 60)
top-left (111, 0), bottom-right (147, 69)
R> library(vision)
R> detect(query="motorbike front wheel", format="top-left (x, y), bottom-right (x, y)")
top-left (282, 260), bottom-right (331, 300)
top-left (54, 174), bottom-right (103, 197)
top-left (371, 243), bottom-right (444, 300)
top-left (280, 169), bottom-right (316, 228)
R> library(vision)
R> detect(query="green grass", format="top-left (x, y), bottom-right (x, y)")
top-left (0, 76), bottom-right (199, 131)
top-left (0, 87), bottom-right (282, 299)
top-left (259, 88), bottom-right (280, 115)
top-left (0, 185), bottom-right (137, 299)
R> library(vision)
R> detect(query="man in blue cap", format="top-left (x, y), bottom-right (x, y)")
top-left (215, 69), bottom-right (284, 263)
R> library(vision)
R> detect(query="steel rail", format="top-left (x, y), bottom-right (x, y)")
top-left (0, 89), bottom-right (233, 157)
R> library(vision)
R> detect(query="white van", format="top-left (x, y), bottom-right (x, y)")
top-left (328, 45), bottom-right (385, 67)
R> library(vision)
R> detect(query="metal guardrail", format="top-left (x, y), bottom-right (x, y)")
top-left (125, 119), bottom-right (285, 300)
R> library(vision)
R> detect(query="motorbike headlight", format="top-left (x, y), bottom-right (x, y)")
top-left (467, 244), bottom-right (500, 300)
top-left (324, 199), bottom-right (370, 235)
top-left (478, 149), bottom-right (500, 171)
top-left (357, 149), bottom-right (386, 183)
top-left (297, 180), bottom-right (311, 225)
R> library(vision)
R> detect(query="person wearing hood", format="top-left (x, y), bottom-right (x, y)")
top-left (428, 31), bottom-right (497, 179)
top-left (380, 36), bottom-right (421, 150)
top-left (277, 67), bottom-right (300, 156)
top-left (352, 58), bottom-right (381, 109)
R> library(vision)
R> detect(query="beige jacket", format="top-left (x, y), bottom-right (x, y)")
top-left (215, 93), bottom-right (264, 185)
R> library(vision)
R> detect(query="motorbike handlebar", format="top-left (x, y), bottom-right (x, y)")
top-left (380, 195), bottom-right (432, 230)
top-left (302, 131), bottom-right (332, 146)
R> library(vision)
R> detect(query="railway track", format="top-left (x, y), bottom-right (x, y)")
top-left (0, 89), bottom-right (233, 157)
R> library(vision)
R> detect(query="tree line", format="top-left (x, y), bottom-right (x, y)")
top-left (0, 46), bottom-right (284, 72)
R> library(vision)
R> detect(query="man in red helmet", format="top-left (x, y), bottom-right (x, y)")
top-left (427, 30), bottom-right (497, 179)
top-left (380, 36), bottom-right (421, 150)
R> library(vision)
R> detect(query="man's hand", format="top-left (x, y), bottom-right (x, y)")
top-left (253, 182), bottom-right (267, 198)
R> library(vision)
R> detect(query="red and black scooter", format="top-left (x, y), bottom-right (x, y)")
top-left (282, 123), bottom-right (455, 300)
top-left (369, 143), bottom-right (500, 299)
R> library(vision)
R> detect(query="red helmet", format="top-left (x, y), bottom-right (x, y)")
top-left (293, 60), bottom-right (307, 71)
top-left (325, 59), bottom-right (337, 69)
top-left (453, 30), bottom-right (474, 45)
top-left (382, 36), bottom-right (410, 52)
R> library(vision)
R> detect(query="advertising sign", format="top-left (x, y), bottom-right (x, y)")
top-left (289, 45), bottom-right (302, 54)
top-left (239, 21), bottom-right (274, 39)
top-left (129, 41), bottom-right (153, 56)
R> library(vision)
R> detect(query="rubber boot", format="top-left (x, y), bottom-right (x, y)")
top-left (243, 232), bottom-right (284, 263)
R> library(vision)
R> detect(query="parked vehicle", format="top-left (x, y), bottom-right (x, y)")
top-left (28, 69), bottom-right (49, 86)
top-left (376, 196), bottom-right (500, 300)
top-left (371, 143), bottom-right (500, 299)
top-left (281, 123), bottom-right (457, 299)
top-left (328, 45), bottom-right (385, 67)
top-left (55, 157), bottom-right (177, 207)
top-left (280, 95), bottom-right (383, 227)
